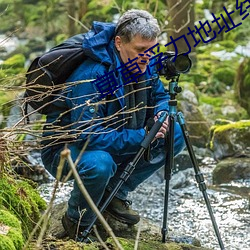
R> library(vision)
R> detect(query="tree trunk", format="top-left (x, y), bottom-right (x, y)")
top-left (67, 0), bottom-right (76, 36)
top-left (78, 0), bottom-right (88, 20)
top-left (167, 0), bottom-right (196, 58)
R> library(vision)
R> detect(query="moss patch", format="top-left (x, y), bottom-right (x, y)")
top-left (210, 120), bottom-right (250, 146)
top-left (0, 209), bottom-right (24, 250)
top-left (0, 235), bottom-right (16, 250)
top-left (106, 237), bottom-right (210, 250)
top-left (212, 120), bottom-right (250, 132)
top-left (0, 174), bottom-right (47, 239)
top-left (199, 91), bottom-right (248, 122)
top-left (28, 237), bottom-right (211, 250)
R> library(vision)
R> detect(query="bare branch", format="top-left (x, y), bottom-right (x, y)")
top-left (63, 148), bottom-right (124, 250)
top-left (93, 225), bottom-right (110, 250)
top-left (162, 0), bottom-right (193, 34)
top-left (168, 0), bottom-right (192, 24)
top-left (134, 220), bottom-right (142, 250)
top-left (68, 14), bottom-right (90, 32)
top-left (166, 8), bottom-right (192, 34)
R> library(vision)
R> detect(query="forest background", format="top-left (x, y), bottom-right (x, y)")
top-left (0, 1), bottom-right (250, 249)
top-left (0, 0), bottom-right (250, 126)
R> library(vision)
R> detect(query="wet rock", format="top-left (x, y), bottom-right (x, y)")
top-left (170, 168), bottom-right (193, 189)
top-left (221, 105), bottom-right (237, 116)
top-left (12, 150), bottom-right (51, 183)
top-left (179, 100), bottom-right (211, 148)
top-left (5, 95), bottom-right (42, 128)
top-left (13, 163), bottom-right (50, 183)
top-left (213, 157), bottom-right (250, 184)
top-left (181, 89), bottom-right (199, 105)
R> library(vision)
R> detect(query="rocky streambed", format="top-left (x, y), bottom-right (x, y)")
top-left (38, 155), bottom-right (250, 250)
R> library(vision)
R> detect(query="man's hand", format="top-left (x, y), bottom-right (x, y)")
top-left (154, 111), bottom-right (169, 139)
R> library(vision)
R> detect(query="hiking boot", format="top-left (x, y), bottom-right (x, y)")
top-left (61, 213), bottom-right (97, 243)
top-left (105, 196), bottom-right (140, 225)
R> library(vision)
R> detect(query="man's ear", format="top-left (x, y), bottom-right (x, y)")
top-left (115, 36), bottom-right (122, 51)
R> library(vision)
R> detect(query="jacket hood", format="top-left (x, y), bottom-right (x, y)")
top-left (82, 21), bottom-right (116, 65)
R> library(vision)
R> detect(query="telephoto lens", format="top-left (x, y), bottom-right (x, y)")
top-left (158, 52), bottom-right (192, 79)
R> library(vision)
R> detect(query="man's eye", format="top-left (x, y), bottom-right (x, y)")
top-left (137, 49), bottom-right (144, 53)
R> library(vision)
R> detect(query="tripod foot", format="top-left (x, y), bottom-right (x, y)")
top-left (161, 227), bottom-right (168, 243)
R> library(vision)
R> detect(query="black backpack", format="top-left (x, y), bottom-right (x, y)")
top-left (24, 34), bottom-right (86, 115)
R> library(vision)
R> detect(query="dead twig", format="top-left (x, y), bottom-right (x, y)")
top-left (134, 220), bottom-right (142, 250)
top-left (93, 225), bottom-right (110, 250)
top-left (61, 148), bottom-right (124, 250)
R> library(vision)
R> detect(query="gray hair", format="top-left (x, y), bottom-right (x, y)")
top-left (115, 9), bottom-right (160, 43)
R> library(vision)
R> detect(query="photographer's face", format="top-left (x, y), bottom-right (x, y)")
top-left (115, 35), bottom-right (157, 73)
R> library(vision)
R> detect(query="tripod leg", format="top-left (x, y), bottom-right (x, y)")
top-left (177, 112), bottom-right (225, 250)
top-left (162, 114), bottom-right (175, 243)
top-left (81, 112), bottom-right (168, 240)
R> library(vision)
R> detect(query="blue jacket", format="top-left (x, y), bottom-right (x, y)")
top-left (44, 21), bottom-right (170, 156)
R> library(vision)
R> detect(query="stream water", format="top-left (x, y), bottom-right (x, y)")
top-left (38, 156), bottom-right (250, 250)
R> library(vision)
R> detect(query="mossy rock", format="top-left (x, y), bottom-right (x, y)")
top-left (199, 93), bottom-right (249, 122)
top-left (217, 40), bottom-right (237, 52)
top-left (212, 67), bottom-right (235, 86)
top-left (0, 174), bottom-right (47, 239)
top-left (192, 46), bottom-right (240, 94)
top-left (1, 54), bottom-right (25, 69)
top-left (0, 209), bottom-right (24, 250)
top-left (214, 119), bottom-right (233, 126)
top-left (209, 120), bottom-right (250, 160)
top-left (106, 237), bottom-right (210, 250)
top-left (28, 237), bottom-right (211, 250)
top-left (0, 54), bottom-right (26, 86)
top-left (0, 90), bottom-right (17, 113)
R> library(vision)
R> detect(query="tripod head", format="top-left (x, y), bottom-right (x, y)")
top-left (168, 76), bottom-right (182, 100)
top-left (157, 51), bottom-right (192, 100)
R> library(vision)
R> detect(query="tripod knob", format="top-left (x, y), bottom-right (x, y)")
top-left (174, 86), bottom-right (182, 93)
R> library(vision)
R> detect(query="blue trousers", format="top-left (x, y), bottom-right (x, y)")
top-left (41, 123), bottom-right (185, 226)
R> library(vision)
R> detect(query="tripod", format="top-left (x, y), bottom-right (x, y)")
top-left (82, 77), bottom-right (225, 250)
top-left (161, 77), bottom-right (225, 249)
